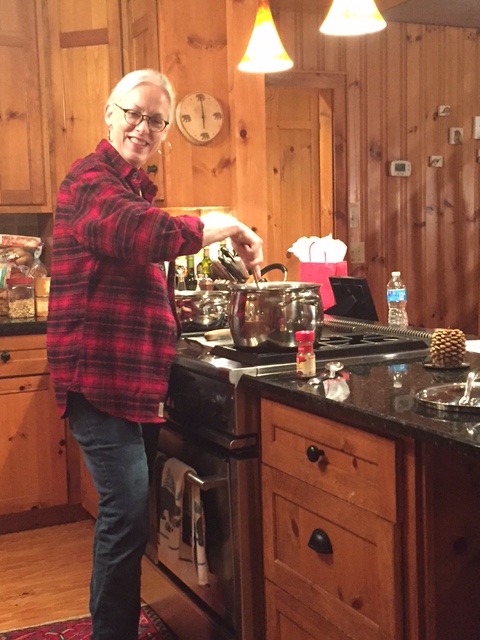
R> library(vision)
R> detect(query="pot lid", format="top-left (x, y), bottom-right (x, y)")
top-left (416, 382), bottom-right (480, 413)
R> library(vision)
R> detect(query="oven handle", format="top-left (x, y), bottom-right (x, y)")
top-left (185, 471), bottom-right (226, 491)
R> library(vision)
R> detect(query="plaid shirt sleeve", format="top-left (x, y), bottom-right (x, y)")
top-left (47, 140), bottom-right (204, 423)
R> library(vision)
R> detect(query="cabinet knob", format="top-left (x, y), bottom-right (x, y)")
top-left (306, 445), bottom-right (325, 462)
top-left (1, 351), bottom-right (11, 364)
top-left (308, 528), bottom-right (333, 555)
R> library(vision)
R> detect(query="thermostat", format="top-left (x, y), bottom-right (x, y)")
top-left (389, 161), bottom-right (411, 177)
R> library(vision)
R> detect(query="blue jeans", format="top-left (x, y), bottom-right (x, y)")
top-left (67, 392), bottom-right (159, 640)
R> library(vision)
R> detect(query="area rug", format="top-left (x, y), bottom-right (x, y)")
top-left (0, 605), bottom-right (175, 640)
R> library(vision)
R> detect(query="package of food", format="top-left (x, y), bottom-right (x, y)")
top-left (0, 234), bottom-right (42, 249)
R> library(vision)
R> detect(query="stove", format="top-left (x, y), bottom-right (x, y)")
top-left (175, 323), bottom-right (431, 386)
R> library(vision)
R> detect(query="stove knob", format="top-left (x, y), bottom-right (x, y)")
top-left (306, 445), bottom-right (325, 463)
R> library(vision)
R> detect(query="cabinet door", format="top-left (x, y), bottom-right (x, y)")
top-left (120, 0), bottom-right (166, 202)
top-left (0, 376), bottom-right (67, 515)
top-left (47, 0), bottom-right (123, 190)
top-left (0, 0), bottom-right (51, 212)
top-left (262, 465), bottom-right (403, 640)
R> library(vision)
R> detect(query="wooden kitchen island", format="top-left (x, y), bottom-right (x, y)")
top-left (238, 351), bottom-right (480, 640)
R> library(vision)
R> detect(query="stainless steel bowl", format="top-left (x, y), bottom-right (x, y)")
top-left (175, 290), bottom-right (229, 333)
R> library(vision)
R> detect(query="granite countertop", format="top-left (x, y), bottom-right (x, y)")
top-left (0, 317), bottom-right (47, 336)
top-left (242, 350), bottom-right (480, 458)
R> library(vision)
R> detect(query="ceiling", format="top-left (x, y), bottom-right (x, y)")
top-left (273, 0), bottom-right (480, 29)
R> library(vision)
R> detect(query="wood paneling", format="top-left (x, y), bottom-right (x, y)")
top-left (270, 5), bottom-right (480, 332)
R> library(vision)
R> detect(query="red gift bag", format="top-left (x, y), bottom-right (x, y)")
top-left (299, 261), bottom-right (348, 311)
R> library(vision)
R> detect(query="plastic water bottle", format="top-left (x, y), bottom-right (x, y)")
top-left (387, 271), bottom-right (408, 328)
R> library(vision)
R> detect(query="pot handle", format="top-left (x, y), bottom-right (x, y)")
top-left (260, 263), bottom-right (288, 282)
top-left (281, 293), bottom-right (322, 308)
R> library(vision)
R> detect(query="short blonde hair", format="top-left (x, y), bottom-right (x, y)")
top-left (106, 69), bottom-right (175, 122)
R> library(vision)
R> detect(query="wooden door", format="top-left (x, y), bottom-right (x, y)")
top-left (0, 0), bottom-right (51, 213)
top-left (266, 72), bottom-right (347, 282)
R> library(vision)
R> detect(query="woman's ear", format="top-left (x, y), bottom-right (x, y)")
top-left (104, 103), bottom-right (113, 127)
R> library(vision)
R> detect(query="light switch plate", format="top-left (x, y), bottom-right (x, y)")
top-left (349, 203), bottom-right (360, 229)
top-left (473, 116), bottom-right (480, 140)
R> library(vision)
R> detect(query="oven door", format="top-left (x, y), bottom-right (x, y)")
top-left (153, 422), bottom-right (264, 640)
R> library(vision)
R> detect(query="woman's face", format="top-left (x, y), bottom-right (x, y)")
top-left (105, 82), bottom-right (170, 168)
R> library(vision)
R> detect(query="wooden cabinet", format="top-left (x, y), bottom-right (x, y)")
top-left (261, 399), bottom-right (403, 640)
top-left (47, 0), bottom-right (123, 194)
top-left (0, 0), bottom-right (52, 213)
top-left (0, 334), bottom-right (67, 515)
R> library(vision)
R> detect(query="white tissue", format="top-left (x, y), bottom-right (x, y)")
top-left (288, 233), bottom-right (347, 263)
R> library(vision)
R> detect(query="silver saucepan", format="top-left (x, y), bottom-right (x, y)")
top-left (175, 290), bottom-right (229, 333)
top-left (228, 281), bottom-right (323, 349)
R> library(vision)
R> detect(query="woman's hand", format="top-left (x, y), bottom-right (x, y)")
top-left (201, 212), bottom-right (263, 275)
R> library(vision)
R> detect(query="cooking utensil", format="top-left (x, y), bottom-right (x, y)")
top-left (252, 270), bottom-right (260, 289)
top-left (459, 371), bottom-right (477, 405)
top-left (204, 328), bottom-right (232, 341)
top-left (228, 281), bottom-right (324, 349)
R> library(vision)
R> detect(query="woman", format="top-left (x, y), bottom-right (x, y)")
top-left (47, 69), bottom-right (263, 640)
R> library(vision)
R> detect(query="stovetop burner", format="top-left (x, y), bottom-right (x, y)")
top-left (209, 332), bottom-right (429, 366)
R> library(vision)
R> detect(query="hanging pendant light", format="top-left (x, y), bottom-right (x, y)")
top-left (320, 0), bottom-right (387, 36)
top-left (238, 0), bottom-right (293, 73)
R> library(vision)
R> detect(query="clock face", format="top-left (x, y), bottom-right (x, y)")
top-left (176, 93), bottom-right (224, 144)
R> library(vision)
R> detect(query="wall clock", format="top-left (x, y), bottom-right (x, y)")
top-left (176, 93), bottom-right (224, 144)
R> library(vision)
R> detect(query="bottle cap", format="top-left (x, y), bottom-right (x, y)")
top-left (295, 330), bottom-right (315, 343)
top-left (391, 271), bottom-right (400, 276)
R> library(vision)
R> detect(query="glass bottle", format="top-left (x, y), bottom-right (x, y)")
top-left (201, 247), bottom-right (213, 277)
top-left (6, 277), bottom-right (35, 318)
top-left (295, 330), bottom-right (316, 379)
top-left (185, 255), bottom-right (198, 291)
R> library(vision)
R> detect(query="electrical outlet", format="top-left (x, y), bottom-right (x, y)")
top-left (349, 204), bottom-right (360, 229)
top-left (349, 241), bottom-right (365, 264)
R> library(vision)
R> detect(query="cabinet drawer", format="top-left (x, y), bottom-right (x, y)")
top-left (0, 374), bottom-right (49, 395)
top-left (265, 580), bottom-right (351, 640)
top-left (261, 399), bottom-right (398, 521)
top-left (0, 348), bottom-right (48, 378)
top-left (262, 466), bottom-right (402, 640)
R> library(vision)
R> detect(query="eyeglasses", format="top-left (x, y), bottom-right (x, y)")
top-left (114, 104), bottom-right (169, 132)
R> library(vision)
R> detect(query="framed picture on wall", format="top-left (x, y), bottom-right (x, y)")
top-left (449, 127), bottom-right (463, 144)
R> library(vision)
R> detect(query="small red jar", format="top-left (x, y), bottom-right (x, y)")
top-left (295, 330), bottom-right (316, 379)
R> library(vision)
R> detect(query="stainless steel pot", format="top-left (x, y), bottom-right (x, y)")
top-left (228, 282), bottom-right (323, 349)
top-left (175, 290), bottom-right (229, 333)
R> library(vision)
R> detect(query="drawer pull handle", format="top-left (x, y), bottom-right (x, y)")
top-left (306, 445), bottom-right (325, 462)
top-left (1, 351), bottom-right (11, 364)
top-left (308, 529), bottom-right (333, 555)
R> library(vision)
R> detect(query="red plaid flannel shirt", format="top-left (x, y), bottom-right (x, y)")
top-left (47, 140), bottom-right (203, 422)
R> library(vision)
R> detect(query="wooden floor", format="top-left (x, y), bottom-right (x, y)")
top-left (0, 520), bottom-right (95, 632)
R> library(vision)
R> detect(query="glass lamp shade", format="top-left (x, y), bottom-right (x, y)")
top-left (320, 0), bottom-right (387, 36)
top-left (238, 0), bottom-right (293, 73)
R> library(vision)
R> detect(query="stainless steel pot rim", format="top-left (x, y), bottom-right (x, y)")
top-left (229, 281), bottom-right (321, 292)
top-left (175, 290), bottom-right (229, 298)
top-left (415, 382), bottom-right (480, 413)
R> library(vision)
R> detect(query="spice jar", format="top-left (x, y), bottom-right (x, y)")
top-left (34, 276), bottom-right (51, 318)
top-left (295, 330), bottom-right (316, 379)
top-left (6, 277), bottom-right (35, 319)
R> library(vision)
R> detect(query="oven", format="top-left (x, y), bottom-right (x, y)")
top-left (146, 319), bottom-right (431, 640)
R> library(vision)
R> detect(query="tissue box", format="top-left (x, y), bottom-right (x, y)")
top-left (300, 261), bottom-right (348, 311)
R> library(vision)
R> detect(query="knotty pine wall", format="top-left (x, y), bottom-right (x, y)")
top-left (271, 5), bottom-right (480, 332)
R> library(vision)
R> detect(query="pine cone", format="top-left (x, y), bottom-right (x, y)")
top-left (429, 328), bottom-right (466, 368)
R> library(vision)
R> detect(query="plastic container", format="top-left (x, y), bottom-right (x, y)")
top-left (295, 330), bottom-right (316, 379)
top-left (6, 277), bottom-right (35, 319)
top-left (387, 271), bottom-right (408, 329)
top-left (34, 276), bottom-right (51, 317)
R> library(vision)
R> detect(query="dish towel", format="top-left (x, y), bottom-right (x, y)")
top-left (158, 457), bottom-right (209, 586)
